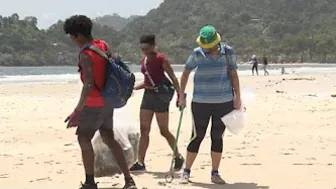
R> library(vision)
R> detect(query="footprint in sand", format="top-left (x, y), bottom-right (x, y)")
top-left (36, 177), bottom-right (51, 181)
top-left (234, 147), bottom-right (246, 150)
top-left (0, 174), bottom-right (9, 179)
top-left (57, 170), bottom-right (65, 174)
top-left (280, 152), bottom-right (293, 156)
top-left (236, 154), bottom-right (255, 158)
top-left (241, 163), bottom-right (262, 166)
top-left (292, 163), bottom-right (314, 166)
top-left (64, 143), bottom-right (73, 146)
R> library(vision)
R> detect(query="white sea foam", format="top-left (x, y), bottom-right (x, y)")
top-left (1, 66), bottom-right (336, 85)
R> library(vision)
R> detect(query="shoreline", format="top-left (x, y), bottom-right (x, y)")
top-left (2, 69), bottom-right (336, 86)
top-left (1, 63), bottom-right (336, 68)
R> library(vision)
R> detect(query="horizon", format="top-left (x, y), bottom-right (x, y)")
top-left (0, 0), bottom-right (164, 29)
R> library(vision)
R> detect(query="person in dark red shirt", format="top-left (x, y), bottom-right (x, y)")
top-left (130, 34), bottom-right (184, 172)
top-left (63, 15), bottom-right (137, 189)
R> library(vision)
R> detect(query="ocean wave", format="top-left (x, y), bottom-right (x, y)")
top-left (1, 67), bottom-right (336, 85)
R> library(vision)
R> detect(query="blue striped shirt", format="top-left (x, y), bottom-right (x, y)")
top-left (185, 44), bottom-right (237, 103)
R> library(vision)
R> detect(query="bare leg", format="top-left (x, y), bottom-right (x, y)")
top-left (155, 112), bottom-right (181, 157)
top-left (138, 109), bottom-right (154, 164)
top-left (184, 152), bottom-right (197, 169)
top-left (78, 135), bottom-right (95, 175)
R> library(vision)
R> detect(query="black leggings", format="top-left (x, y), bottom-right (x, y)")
top-left (187, 101), bottom-right (234, 153)
top-left (252, 64), bottom-right (258, 75)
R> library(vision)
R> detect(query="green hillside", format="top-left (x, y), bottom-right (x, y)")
top-left (1, 0), bottom-right (336, 66)
top-left (0, 14), bottom-right (122, 66)
top-left (118, 0), bottom-right (336, 63)
top-left (94, 13), bottom-right (138, 31)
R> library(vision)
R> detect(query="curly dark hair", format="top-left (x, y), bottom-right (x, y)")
top-left (63, 15), bottom-right (92, 37)
top-left (140, 34), bottom-right (156, 45)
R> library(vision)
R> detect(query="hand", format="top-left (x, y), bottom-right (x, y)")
top-left (233, 97), bottom-right (242, 110)
top-left (176, 93), bottom-right (180, 107)
top-left (64, 109), bottom-right (82, 128)
top-left (178, 93), bottom-right (186, 109)
top-left (134, 84), bottom-right (144, 91)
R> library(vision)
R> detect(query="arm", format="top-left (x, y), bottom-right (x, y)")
top-left (179, 53), bottom-right (197, 104)
top-left (227, 48), bottom-right (241, 100)
top-left (134, 81), bottom-right (145, 90)
top-left (231, 70), bottom-right (241, 100)
top-left (179, 69), bottom-right (191, 98)
top-left (75, 52), bottom-right (95, 111)
top-left (162, 59), bottom-right (180, 93)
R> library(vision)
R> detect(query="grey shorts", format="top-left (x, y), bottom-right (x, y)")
top-left (140, 89), bottom-right (170, 112)
top-left (76, 106), bottom-right (114, 138)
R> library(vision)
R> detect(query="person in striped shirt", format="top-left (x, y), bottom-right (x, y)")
top-left (178, 25), bottom-right (241, 184)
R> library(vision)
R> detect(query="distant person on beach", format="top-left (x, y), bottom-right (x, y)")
top-left (130, 34), bottom-right (184, 172)
top-left (63, 15), bottom-right (137, 189)
top-left (262, 55), bottom-right (269, 76)
top-left (251, 54), bottom-right (259, 76)
top-left (281, 67), bottom-right (286, 74)
top-left (178, 25), bottom-right (241, 184)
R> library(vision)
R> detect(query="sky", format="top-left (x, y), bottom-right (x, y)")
top-left (0, 0), bottom-right (164, 29)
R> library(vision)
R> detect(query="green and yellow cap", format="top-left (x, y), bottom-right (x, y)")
top-left (196, 25), bottom-right (221, 49)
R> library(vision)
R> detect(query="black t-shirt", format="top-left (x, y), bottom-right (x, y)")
top-left (252, 58), bottom-right (258, 66)
top-left (263, 57), bottom-right (268, 65)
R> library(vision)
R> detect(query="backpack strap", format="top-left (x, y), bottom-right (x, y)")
top-left (101, 41), bottom-right (112, 58)
top-left (82, 44), bottom-right (109, 60)
top-left (221, 44), bottom-right (235, 94)
top-left (143, 57), bottom-right (157, 87)
top-left (80, 44), bottom-right (110, 92)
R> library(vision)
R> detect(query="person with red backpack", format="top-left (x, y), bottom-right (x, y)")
top-left (63, 15), bottom-right (137, 189)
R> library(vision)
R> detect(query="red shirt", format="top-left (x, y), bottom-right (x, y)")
top-left (79, 40), bottom-right (107, 107)
top-left (140, 52), bottom-right (167, 87)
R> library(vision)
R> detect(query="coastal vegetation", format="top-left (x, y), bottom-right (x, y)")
top-left (1, 0), bottom-right (336, 66)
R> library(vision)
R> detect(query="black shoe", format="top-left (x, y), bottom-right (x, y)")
top-left (79, 182), bottom-right (98, 189)
top-left (130, 162), bottom-right (146, 172)
top-left (123, 178), bottom-right (137, 189)
top-left (174, 156), bottom-right (184, 171)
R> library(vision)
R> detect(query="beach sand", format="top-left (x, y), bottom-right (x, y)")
top-left (0, 72), bottom-right (336, 189)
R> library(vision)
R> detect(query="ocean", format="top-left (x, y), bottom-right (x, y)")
top-left (1, 63), bottom-right (336, 85)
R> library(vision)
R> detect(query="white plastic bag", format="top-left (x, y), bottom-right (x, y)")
top-left (221, 105), bottom-right (247, 135)
top-left (92, 116), bottom-right (140, 177)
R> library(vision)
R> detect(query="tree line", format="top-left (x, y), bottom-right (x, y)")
top-left (1, 0), bottom-right (336, 66)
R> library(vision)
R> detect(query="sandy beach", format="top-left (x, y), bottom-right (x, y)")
top-left (0, 72), bottom-right (336, 189)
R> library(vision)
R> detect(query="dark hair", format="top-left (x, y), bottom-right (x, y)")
top-left (63, 15), bottom-right (92, 38)
top-left (140, 34), bottom-right (156, 45)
